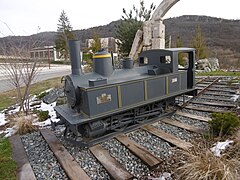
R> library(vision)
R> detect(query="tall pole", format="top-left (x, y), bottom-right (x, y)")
top-left (48, 46), bottom-right (50, 69)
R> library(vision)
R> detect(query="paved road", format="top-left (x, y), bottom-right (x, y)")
top-left (0, 64), bottom-right (71, 93)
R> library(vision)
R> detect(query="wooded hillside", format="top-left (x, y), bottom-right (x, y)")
top-left (0, 15), bottom-right (239, 68)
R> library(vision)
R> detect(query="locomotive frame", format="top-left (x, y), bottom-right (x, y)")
top-left (53, 40), bottom-right (197, 147)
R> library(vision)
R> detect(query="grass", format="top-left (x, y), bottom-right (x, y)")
top-left (0, 138), bottom-right (17, 180)
top-left (0, 77), bottom-right (63, 111)
top-left (176, 142), bottom-right (240, 180)
top-left (196, 70), bottom-right (240, 76)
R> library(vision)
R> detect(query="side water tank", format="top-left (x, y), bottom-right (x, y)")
top-left (93, 50), bottom-right (113, 77)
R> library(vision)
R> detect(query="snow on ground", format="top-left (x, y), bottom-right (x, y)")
top-left (211, 140), bottom-right (234, 156)
top-left (8, 106), bottom-right (20, 114)
top-left (2, 127), bottom-right (17, 137)
top-left (0, 94), bottom-right (60, 137)
top-left (231, 95), bottom-right (239, 102)
top-left (0, 112), bottom-right (8, 126)
top-left (33, 101), bottom-right (60, 127)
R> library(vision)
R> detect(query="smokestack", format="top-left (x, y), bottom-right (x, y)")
top-left (69, 40), bottom-right (82, 75)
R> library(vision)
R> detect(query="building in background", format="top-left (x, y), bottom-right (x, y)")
top-left (30, 46), bottom-right (63, 61)
top-left (85, 37), bottom-right (118, 53)
top-left (30, 37), bottom-right (119, 61)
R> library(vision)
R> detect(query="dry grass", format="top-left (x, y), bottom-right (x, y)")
top-left (235, 129), bottom-right (240, 142)
top-left (226, 129), bottom-right (240, 161)
top-left (9, 113), bottom-right (38, 135)
top-left (176, 142), bottom-right (240, 180)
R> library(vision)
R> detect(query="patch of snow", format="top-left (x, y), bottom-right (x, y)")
top-left (0, 112), bottom-right (8, 126)
top-left (8, 106), bottom-right (20, 114)
top-left (149, 172), bottom-right (172, 180)
top-left (38, 101), bottom-right (56, 118)
top-left (33, 101), bottom-right (60, 127)
top-left (34, 119), bottom-right (52, 127)
top-left (37, 88), bottom-right (53, 97)
top-left (178, 65), bottom-right (184, 68)
top-left (159, 172), bottom-right (171, 180)
top-left (211, 140), bottom-right (234, 156)
top-left (7, 96), bottom-right (37, 114)
top-left (230, 94), bottom-right (239, 102)
top-left (44, 88), bottom-right (54, 93)
top-left (4, 127), bottom-right (16, 137)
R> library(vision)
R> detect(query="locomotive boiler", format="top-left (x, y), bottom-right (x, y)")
top-left (54, 40), bottom-right (197, 146)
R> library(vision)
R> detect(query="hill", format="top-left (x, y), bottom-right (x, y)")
top-left (164, 15), bottom-right (240, 69)
top-left (165, 15), bottom-right (240, 51)
top-left (0, 15), bottom-right (239, 68)
top-left (0, 20), bottom-right (120, 54)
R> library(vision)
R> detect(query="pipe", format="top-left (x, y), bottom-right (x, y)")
top-left (69, 40), bottom-right (82, 75)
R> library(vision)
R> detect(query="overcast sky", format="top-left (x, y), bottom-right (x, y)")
top-left (0, 0), bottom-right (239, 37)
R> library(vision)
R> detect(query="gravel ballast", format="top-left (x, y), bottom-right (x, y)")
top-left (54, 126), bottom-right (110, 180)
top-left (154, 122), bottom-right (194, 141)
top-left (21, 131), bottom-right (68, 180)
top-left (101, 138), bottom-right (150, 178)
top-left (181, 109), bottom-right (211, 117)
top-left (172, 114), bottom-right (209, 130)
top-left (128, 130), bottom-right (173, 159)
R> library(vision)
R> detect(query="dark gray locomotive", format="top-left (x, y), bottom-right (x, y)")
top-left (54, 40), bottom-right (197, 146)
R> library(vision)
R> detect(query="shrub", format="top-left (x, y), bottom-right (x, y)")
top-left (209, 112), bottom-right (240, 137)
top-left (34, 110), bottom-right (49, 122)
top-left (15, 115), bottom-right (38, 135)
top-left (82, 53), bottom-right (92, 61)
top-left (177, 143), bottom-right (240, 180)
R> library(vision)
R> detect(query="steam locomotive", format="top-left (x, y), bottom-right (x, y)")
top-left (54, 40), bottom-right (197, 146)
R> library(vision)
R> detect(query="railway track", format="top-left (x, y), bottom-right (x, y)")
top-left (9, 76), bottom-right (239, 179)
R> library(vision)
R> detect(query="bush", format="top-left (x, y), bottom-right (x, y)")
top-left (33, 110), bottom-right (49, 122)
top-left (82, 53), bottom-right (92, 61)
top-left (38, 110), bottom-right (49, 122)
top-left (209, 112), bottom-right (240, 137)
top-left (15, 115), bottom-right (38, 135)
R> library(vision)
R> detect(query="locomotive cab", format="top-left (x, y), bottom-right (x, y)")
top-left (138, 48), bottom-right (196, 95)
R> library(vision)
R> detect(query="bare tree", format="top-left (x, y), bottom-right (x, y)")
top-left (0, 38), bottom-right (43, 114)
